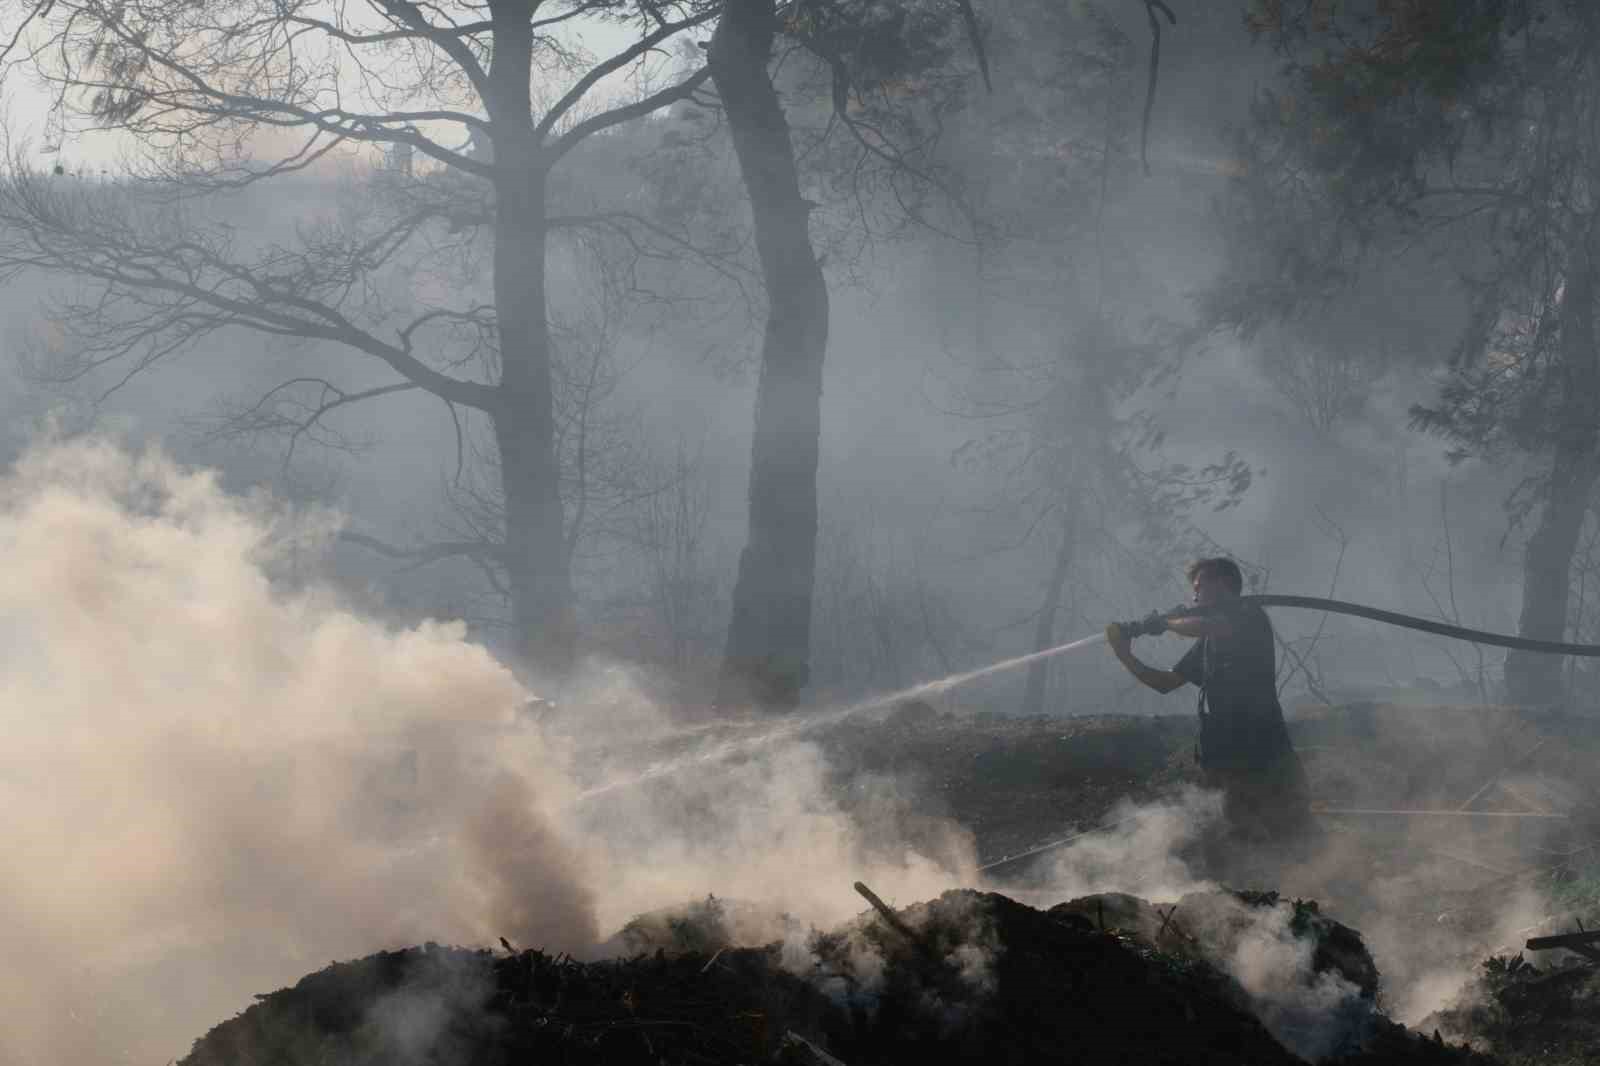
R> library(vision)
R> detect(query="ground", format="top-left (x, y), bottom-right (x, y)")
top-left (181, 888), bottom-right (1496, 1066)
top-left (811, 698), bottom-right (1600, 1063)
top-left (815, 700), bottom-right (1595, 880)
top-left (176, 699), bottom-right (1600, 1065)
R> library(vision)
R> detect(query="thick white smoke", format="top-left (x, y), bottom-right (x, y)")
top-left (1022, 786), bottom-right (1224, 903)
top-left (0, 438), bottom-right (977, 1066)
top-left (0, 439), bottom-right (595, 1064)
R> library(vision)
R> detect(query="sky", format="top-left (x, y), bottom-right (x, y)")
top-left (0, 5), bottom-right (654, 176)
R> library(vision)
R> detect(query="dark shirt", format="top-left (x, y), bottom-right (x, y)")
top-left (1173, 599), bottom-right (1294, 771)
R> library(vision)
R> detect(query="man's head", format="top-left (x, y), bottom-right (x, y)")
top-left (1186, 557), bottom-right (1243, 607)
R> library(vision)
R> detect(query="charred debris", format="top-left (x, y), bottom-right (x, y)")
top-left (181, 886), bottom-right (1499, 1066)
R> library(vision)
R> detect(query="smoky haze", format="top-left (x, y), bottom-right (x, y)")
top-left (0, 436), bottom-right (984, 1065)
top-left (0, 2), bottom-right (1591, 1063)
top-left (0, 437), bottom-right (586, 1063)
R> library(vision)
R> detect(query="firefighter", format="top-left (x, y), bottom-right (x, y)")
top-left (1107, 557), bottom-right (1311, 844)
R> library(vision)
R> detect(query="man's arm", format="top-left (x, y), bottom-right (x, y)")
top-left (1107, 625), bottom-right (1188, 694)
top-left (1164, 610), bottom-right (1234, 640)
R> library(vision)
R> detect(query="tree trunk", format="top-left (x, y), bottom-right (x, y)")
top-left (1505, 227), bottom-right (1600, 705)
top-left (487, 2), bottom-right (575, 676)
top-left (709, 0), bottom-right (831, 710)
top-left (1020, 515), bottom-right (1076, 717)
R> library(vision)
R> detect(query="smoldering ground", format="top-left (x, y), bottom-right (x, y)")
top-left (0, 438), bottom-right (977, 1066)
top-left (984, 779), bottom-right (1578, 1058)
top-left (2, 438), bottom-right (1577, 1066)
top-left (988, 790), bottom-right (1371, 1059)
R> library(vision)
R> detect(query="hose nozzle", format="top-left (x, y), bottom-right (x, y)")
top-left (1112, 610), bottom-right (1170, 639)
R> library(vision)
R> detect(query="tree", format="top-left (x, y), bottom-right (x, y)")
top-left (0, 0), bottom-right (719, 676)
top-left (803, 497), bottom-right (988, 697)
top-left (701, 0), bottom-right (983, 708)
top-left (934, 0), bottom-right (1248, 716)
top-left (954, 313), bottom-right (1252, 716)
top-left (1249, 321), bottom-right (1390, 439)
top-left (1216, 0), bottom-right (1600, 704)
top-left (612, 435), bottom-right (725, 683)
top-left (704, 0), bottom-right (831, 709)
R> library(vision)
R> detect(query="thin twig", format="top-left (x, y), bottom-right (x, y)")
top-left (1139, 0), bottom-right (1177, 176)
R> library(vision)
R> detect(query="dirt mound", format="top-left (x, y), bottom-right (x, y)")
top-left (179, 939), bottom-right (843, 1066)
top-left (179, 889), bottom-right (1495, 1066)
top-left (1047, 889), bottom-right (1437, 1061)
top-left (610, 894), bottom-right (803, 957)
top-left (1052, 889), bottom-right (1379, 1000)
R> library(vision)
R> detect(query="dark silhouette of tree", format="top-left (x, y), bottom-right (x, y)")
top-left (0, 0), bottom-right (721, 676)
top-left (702, 0), bottom-right (1187, 710)
top-left (705, 0), bottom-right (832, 709)
top-left (1214, 0), bottom-right (1600, 704)
top-left (701, 0), bottom-right (986, 709)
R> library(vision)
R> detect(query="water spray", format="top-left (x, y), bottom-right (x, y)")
top-left (576, 593), bottom-right (1600, 804)
top-left (576, 631), bottom-right (1109, 801)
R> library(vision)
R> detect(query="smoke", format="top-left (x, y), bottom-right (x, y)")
top-left (9, 434), bottom-right (1550, 1065)
top-left (984, 787), bottom-right (1502, 1060)
top-left (1016, 786), bottom-right (1224, 904)
top-left (1180, 893), bottom-right (1373, 1061)
top-left (560, 689), bottom-right (980, 938)
top-left (0, 438), bottom-right (595, 1064)
top-left (992, 789), bottom-right (1378, 1057)
top-left (360, 951), bottom-right (499, 1066)
top-left (0, 437), bottom-right (977, 1066)
top-left (1375, 880), bottom-right (1555, 1026)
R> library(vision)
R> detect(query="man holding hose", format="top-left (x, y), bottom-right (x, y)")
top-left (1107, 557), bottom-right (1311, 843)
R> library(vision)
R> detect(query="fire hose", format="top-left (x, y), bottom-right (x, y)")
top-left (978, 593), bottom-right (1592, 875)
top-left (1107, 594), bottom-right (1600, 656)
top-left (1241, 594), bottom-right (1600, 657)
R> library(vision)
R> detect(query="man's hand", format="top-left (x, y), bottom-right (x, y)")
top-left (1105, 622), bottom-right (1131, 653)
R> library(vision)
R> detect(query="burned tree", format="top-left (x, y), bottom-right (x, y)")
top-left (704, 0), bottom-right (988, 709)
top-left (0, 0), bottom-right (718, 676)
top-left (1214, 0), bottom-right (1600, 704)
top-left (705, 0), bottom-right (831, 709)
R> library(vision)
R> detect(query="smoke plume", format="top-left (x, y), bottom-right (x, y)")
top-left (1021, 786), bottom-right (1224, 903)
top-left (0, 438), bottom-right (977, 1065)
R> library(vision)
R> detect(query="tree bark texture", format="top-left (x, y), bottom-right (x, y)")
top-left (1506, 226), bottom-right (1600, 705)
top-left (487, 2), bottom-right (576, 676)
top-left (709, 0), bottom-right (831, 709)
top-left (1020, 515), bottom-right (1076, 717)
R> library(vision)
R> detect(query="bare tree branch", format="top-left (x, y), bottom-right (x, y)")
top-left (0, 167), bottom-right (501, 412)
top-left (194, 377), bottom-right (420, 472)
top-left (0, 0), bottom-right (56, 70)
top-left (537, 9), bottom-right (718, 142)
top-left (548, 66), bottom-right (714, 161)
top-left (27, 2), bottom-right (494, 180)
